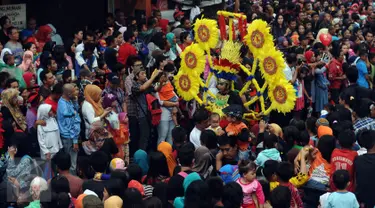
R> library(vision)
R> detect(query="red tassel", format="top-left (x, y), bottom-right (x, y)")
top-left (231, 20), bottom-right (236, 40)
top-left (218, 15), bottom-right (227, 40)
top-left (239, 18), bottom-right (244, 41)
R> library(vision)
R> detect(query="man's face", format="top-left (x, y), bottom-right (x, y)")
top-left (299, 12), bottom-right (306, 21)
top-left (45, 73), bottom-right (55, 87)
top-left (106, 17), bottom-right (114, 26)
top-left (289, 21), bottom-right (297, 30)
top-left (132, 61), bottom-right (143, 72)
top-left (9, 29), bottom-right (19, 41)
top-left (366, 32), bottom-right (374, 43)
top-left (324, 13), bottom-right (331, 22)
top-left (28, 19), bottom-right (36, 30)
top-left (184, 19), bottom-right (191, 30)
top-left (48, 60), bottom-right (58, 72)
top-left (85, 35), bottom-right (95, 44)
top-left (155, 12), bottom-right (162, 21)
top-left (115, 34), bottom-right (124, 46)
top-left (313, 14), bottom-right (319, 22)
top-left (75, 31), bottom-right (83, 41)
top-left (137, 71), bottom-right (147, 82)
top-left (10, 81), bottom-right (18, 90)
top-left (219, 144), bottom-right (237, 159)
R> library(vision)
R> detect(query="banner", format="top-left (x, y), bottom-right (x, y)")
top-left (0, 4), bottom-right (26, 29)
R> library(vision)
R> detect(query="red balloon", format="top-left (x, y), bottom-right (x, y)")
top-left (319, 33), bottom-right (332, 46)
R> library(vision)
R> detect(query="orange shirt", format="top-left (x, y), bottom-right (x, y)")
top-left (159, 82), bottom-right (176, 101)
top-left (226, 122), bottom-right (249, 151)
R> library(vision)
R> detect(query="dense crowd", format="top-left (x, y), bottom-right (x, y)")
top-left (0, 0), bottom-right (374, 208)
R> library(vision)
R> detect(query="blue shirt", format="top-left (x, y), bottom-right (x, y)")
top-left (356, 59), bottom-right (369, 88)
top-left (325, 192), bottom-right (359, 208)
top-left (57, 97), bottom-right (81, 143)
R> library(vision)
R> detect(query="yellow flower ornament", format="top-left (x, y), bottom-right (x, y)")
top-left (194, 18), bottom-right (219, 50)
top-left (267, 79), bottom-right (296, 114)
top-left (174, 71), bottom-right (200, 101)
top-left (258, 48), bottom-right (286, 83)
top-left (180, 43), bottom-right (206, 76)
top-left (244, 20), bottom-right (274, 57)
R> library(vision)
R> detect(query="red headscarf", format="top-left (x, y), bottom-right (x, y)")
top-left (23, 72), bottom-right (37, 88)
top-left (304, 50), bottom-right (314, 63)
top-left (35, 25), bottom-right (52, 52)
top-left (35, 25), bottom-right (52, 42)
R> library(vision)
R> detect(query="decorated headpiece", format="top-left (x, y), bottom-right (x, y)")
top-left (174, 10), bottom-right (296, 120)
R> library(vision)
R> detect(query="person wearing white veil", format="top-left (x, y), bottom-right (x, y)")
top-left (37, 104), bottom-right (63, 160)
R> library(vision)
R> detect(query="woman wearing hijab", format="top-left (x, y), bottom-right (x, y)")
top-left (157, 142), bottom-right (177, 177)
top-left (82, 121), bottom-right (117, 157)
top-left (134, 150), bottom-right (149, 176)
top-left (173, 172), bottom-right (202, 208)
top-left (82, 84), bottom-right (111, 139)
top-left (37, 104), bottom-right (62, 161)
top-left (23, 72), bottom-right (38, 94)
top-left (35, 25), bottom-right (52, 53)
top-left (192, 146), bottom-right (214, 179)
top-left (18, 50), bottom-right (35, 73)
top-left (166, 33), bottom-right (181, 61)
top-left (1, 88), bottom-right (27, 132)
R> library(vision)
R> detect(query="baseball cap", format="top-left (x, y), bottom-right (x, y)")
top-left (108, 73), bottom-right (120, 85)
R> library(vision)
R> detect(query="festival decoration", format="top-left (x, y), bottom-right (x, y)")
top-left (258, 48), bottom-right (286, 83)
top-left (179, 43), bottom-right (206, 76)
top-left (244, 19), bottom-right (274, 57)
top-left (194, 18), bottom-right (220, 51)
top-left (174, 10), bottom-right (297, 119)
top-left (174, 70), bottom-right (201, 102)
top-left (319, 33), bottom-right (332, 46)
top-left (266, 79), bottom-right (297, 114)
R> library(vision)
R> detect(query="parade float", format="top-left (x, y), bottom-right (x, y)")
top-left (174, 11), bottom-right (297, 120)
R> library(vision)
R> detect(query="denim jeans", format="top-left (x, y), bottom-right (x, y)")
top-left (61, 138), bottom-right (77, 175)
top-left (157, 120), bottom-right (175, 145)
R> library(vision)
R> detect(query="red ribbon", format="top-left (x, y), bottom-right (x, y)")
top-left (218, 15), bottom-right (227, 40)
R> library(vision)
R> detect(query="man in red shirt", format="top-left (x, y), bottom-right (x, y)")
top-left (154, 10), bottom-right (169, 34)
top-left (330, 130), bottom-right (358, 192)
top-left (117, 30), bottom-right (137, 65)
top-left (44, 82), bottom-right (63, 113)
top-left (328, 51), bottom-right (345, 103)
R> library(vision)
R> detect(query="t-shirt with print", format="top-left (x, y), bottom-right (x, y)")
top-left (4, 41), bottom-right (23, 65)
top-left (330, 149), bottom-right (358, 192)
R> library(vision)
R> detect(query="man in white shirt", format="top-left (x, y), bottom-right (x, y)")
top-left (75, 31), bottom-right (98, 57)
top-left (189, 108), bottom-right (210, 149)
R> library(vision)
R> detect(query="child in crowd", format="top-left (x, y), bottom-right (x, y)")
top-left (270, 186), bottom-right (291, 208)
top-left (324, 170), bottom-right (359, 208)
top-left (206, 112), bottom-right (224, 135)
top-left (276, 162), bottom-right (303, 208)
top-left (155, 64), bottom-right (180, 126)
top-left (255, 133), bottom-right (281, 167)
top-left (171, 126), bottom-right (187, 158)
top-left (330, 130), bottom-right (358, 192)
top-left (37, 103), bottom-right (63, 161)
top-left (223, 104), bottom-right (250, 160)
top-left (236, 160), bottom-right (265, 208)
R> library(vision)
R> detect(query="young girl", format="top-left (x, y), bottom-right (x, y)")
top-left (37, 104), bottom-right (62, 161)
top-left (294, 66), bottom-right (309, 119)
top-left (103, 93), bottom-right (129, 164)
top-left (236, 160), bottom-right (265, 208)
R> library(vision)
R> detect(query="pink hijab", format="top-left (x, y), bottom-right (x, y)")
top-left (18, 50), bottom-right (34, 72)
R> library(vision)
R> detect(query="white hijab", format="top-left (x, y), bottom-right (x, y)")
top-left (37, 104), bottom-right (58, 132)
top-left (0, 48), bottom-right (12, 64)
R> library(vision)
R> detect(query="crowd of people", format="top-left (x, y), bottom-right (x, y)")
top-left (0, 0), bottom-right (374, 207)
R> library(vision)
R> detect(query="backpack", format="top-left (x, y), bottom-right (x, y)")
top-left (146, 94), bottom-right (162, 126)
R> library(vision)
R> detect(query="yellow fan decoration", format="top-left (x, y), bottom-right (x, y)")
top-left (267, 79), bottom-right (296, 114)
top-left (174, 71), bottom-right (200, 101)
top-left (258, 48), bottom-right (286, 83)
top-left (194, 18), bottom-right (219, 51)
top-left (244, 19), bottom-right (274, 57)
top-left (180, 43), bottom-right (206, 76)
